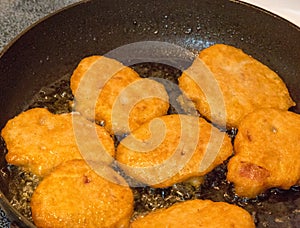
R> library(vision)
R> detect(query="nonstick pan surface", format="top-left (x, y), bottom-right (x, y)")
top-left (0, 0), bottom-right (299, 227)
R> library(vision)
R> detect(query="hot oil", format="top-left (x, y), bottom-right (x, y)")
top-left (0, 74), bottom-right (73, 222)
top-left (0, 63), bottom-right (299, 227)
top-left (5, 166), bottom-right (40, 221)
top-left (28, 73), bottom-right (74, 114)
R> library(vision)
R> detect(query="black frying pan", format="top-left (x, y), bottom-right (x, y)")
top-left (0, 0), bottom-right (299, 227)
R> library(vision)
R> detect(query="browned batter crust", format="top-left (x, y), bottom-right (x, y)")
top-left (116, 114), bottom-right (232, 188)
top-left (227, 108), bottom-right (300, 198)
top-left (2, 108), bottom-right (115, 176)
top-left (131, 199), bottom-right (255, 228)
top-left (31, 159), bottom-right (134, 228)
top-left (70, 56), bottom-right (169, 135)
top-left (178, 44), bottom-right (295, 128)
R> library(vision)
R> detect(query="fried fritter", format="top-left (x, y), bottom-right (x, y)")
top-left (116, 114), bottom-right (232, 188)
top-left (131, 199), bottom-right (255, 228)
top-left (1, 108), bottom-right (115, 176)
top-left (31, 159), bottom-right (134, 228)
top-left (178, 44), bottom-right (295, 128)
top-left (227, 108), bottom-right (300, 198)
top-left (70, 56), bottom-right (169, 135)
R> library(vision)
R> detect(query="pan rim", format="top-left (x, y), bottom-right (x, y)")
top-left (1, 0), bottom-right (299, 58)
top-left (0, 0), bottom-right (299, 226)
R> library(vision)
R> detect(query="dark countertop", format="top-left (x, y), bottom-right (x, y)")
top-left (0, 0), bottom-right (81, 52)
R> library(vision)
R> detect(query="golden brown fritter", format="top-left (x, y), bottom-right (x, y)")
top-left (31, 159), bottom-right (134, 228)
top-left (178, 44), bottom-right (295, 128)
top-left (116, 114), bottom-right (232, 188)
top-left (70, 56), bottom-right (169, 135)
top-left (130, 199), bottom-right (255, 228)
top-left (227, 108), bottom-right (300, 198)
top-left (1, 108), bottom-right (115, 176)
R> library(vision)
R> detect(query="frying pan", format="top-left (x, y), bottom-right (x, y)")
top-left (0, 0), bottom-right (299, 227)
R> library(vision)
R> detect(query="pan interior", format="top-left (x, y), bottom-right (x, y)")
top-left (0, 0), bottom-right (299, 227)
top-left (1, 61), bottom-right (299, 227)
